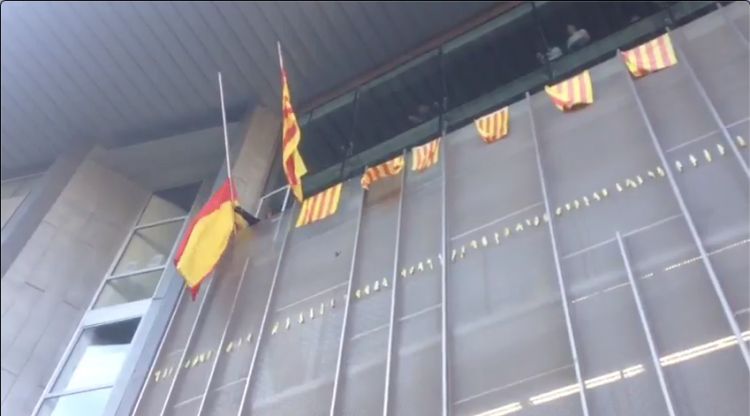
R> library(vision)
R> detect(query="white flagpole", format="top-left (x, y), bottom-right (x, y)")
top-left (218, 72), bottom-right (236, 203)
top-left (277, 41), bottom-right (283, 70)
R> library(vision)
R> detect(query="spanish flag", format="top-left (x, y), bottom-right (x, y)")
top-left (361, 155), bottom-right (404, 190)
top-left (296, 183), bottom-right (343, 228)
top-left (622, 33), bottom-right (677, 78)
top-left (279, 47), bottom-right (308, 202)
top-left (545, 70), bottom-right (594, 112)
top-left (411, 138), bottom-right (441, 172)
top-left (474, 107), bottom-right (509, 144)
top-left (174, 179), bottom-right (256, 299)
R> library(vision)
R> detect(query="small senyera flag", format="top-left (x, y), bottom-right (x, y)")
top-left (174, 178), bottom-right (257, 299)
top-left (296, 183), bottom-right (343, 228)
top-left (621, 33), bottom-right (677, 78)
top-left (545, 70), bottom-right (594, 112)
top-left (474, 107), bottom-right (509, 144)
top-left (411, 138), bottom-right (441, 172)
top-left (279, 45), bottom-right (308, 202)
top-left (361, 155), bottom-right (404, 190)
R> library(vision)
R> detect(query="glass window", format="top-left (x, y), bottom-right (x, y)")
top-left (299, 93), bottom-right (355, 174)
top-left (112, 221), bottom-right (183, 275)
top-left (93, 270), bottom-right (164, 309)
top-left (38, 388), bottom-right (112, 416)
top-left (52, 319), bottom-right (140, 392)
top-left (137, 183), bottom-right (200, 225)
top-left (444, 2), bottom-right (546, 120)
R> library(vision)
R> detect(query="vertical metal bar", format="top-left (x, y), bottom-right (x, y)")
top-left (158, 278), bottom-right (216, 416)
top-left (382, 149), bottom-right (408, 416)
top-left (236, 203), bottom-right (296, 416)
top-left (526, 92), bottom-right (590, 416)
top-left (329, 186), bottom-right (367, 416)
top-left (615, 232), bottom-right (677, 416)
top-left (195, 258), bottom-right (251, 415)
top-left (669, 29), bottom-right (750, 178)
top-left (130, 288), bottom-right (186, 416)
top-left (438, 45), bottom-right (450, 416)
top-left (717, 2), bottom-right (749, 44)
top-left (622, 59), bottom-right (750, 368)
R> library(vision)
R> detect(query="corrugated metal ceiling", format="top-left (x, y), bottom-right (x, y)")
top-left (0, 1), bottom-right (503, 177)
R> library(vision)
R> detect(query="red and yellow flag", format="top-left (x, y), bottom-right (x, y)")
top-left (361, 155), bottom-right (404, 190)
top-left (280, 52), bottom-right (308, 202)
top-left (296, 183), bottom-right (343, 228)
top-left (622, 33), bottom-right (678, 78)
top-left (474, 107), bottom-right (509, 144)
top-left (545, 70), bottom-right (594, 112)
top-left (174, 179), bottom-right (247, 299)
top-left (411, 138), bottom-right (441, 172)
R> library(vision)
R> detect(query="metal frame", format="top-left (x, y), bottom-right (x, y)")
top-left (615, 232), bottom-right (677, 416)
top-left (438, 44), bottom-right (450, 416)
top-left (668, 28), bottom-right (750, 178)
top-left (382, 149), bottom-right (408, 416)
top-left (526, 92), bottom-right (590, 416)
top-left (328, 185), bottom-right (367, 416)
top-left (236, 202), bottom-right (297, 416)
top-left (195, 258), bottom-right (252, 415)
top-left (622, 56), bottom-right (750, 369)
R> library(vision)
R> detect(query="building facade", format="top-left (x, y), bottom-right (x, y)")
top-left (1, 2), bottom-right (749, 416)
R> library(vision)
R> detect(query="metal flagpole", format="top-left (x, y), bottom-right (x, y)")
top-left (667, 29), bottom-right (750, 178)
top-left (622, 54), bottom-right (750, 369)
top-left (195, 258), bottom-right (251, 415)
top-left (615, 232), bottom-right (677, 416)
top-left (329, 185), bottom-right (366, 416)
top-left (218, 72), bottom-right (236, 202)
top-left (527, 92), bottom-right (590, 416)
top-left (382, 149), bottom-right (408, 416)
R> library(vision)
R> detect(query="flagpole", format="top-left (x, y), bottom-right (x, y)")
top-left (277, 41), bottom-right (283, 69)
top-left (218, 72), bottom-right (236, 202)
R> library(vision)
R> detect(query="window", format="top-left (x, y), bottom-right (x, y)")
top-left (35, 183), bottom-right (202, 416)
top-left (39, 319), bottom-right (140, 416)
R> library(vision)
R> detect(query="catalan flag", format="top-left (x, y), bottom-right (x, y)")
top-left (296, 183), bottom-right (343, 228)
top-left (545, 70), bottom-right (594, 112)
top-left (174, 179), bottom-right (256, 299)
top-left (361, 155), bottom-right (405, 190)
top-left (411, 138), bottom-right (441, 172)
top-left (474, 107), bottom-right (509, 144)
top-left (622, 33), bottom-right (678, 78)
top-left (279, 46), bottom-right (308, 202)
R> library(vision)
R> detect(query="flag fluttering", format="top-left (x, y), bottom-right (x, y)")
top-left (622, 33), bottom-right (678, 78)
top-left (296, 183), bottom-right (343, 228)
top-left (361, 155), bottom-right (405, 190)
top-left (174, 179), bottom-right (255, 299)
top-left (545, 70), bottom-right (594, 112)
top-left (411, 138), bottom-right (441, 172)
top-left (474, 107), bottom-right (510, 144)
top-left (279, 46), bottom-right (308, 202)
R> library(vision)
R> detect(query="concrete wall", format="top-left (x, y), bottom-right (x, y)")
top-left (0, 154), bottom-right (150, 415)
top-left (232, 105), bottom-right (281, 212)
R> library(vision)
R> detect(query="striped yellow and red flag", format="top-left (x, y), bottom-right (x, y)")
top-left (279, 49), bottom-right (308, 202)
top-left (411, 138), bottom-right (441, 172)
top-left (544, 70), bottom-right (594, 112)
top-left (361, 155), bottom-right (404, 190)
top-left (296, 183), bottom-right (343, 228)
top-left (474, 107), bottom-right (509, 144)
top-left (174, 179), bottom-right (251, 299)
top-left (622, 33), bottom-right (678, 78)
